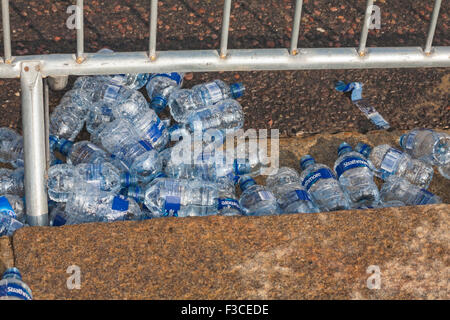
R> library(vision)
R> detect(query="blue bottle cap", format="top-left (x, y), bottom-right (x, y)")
top-left (338, 142), bottom-right (353, 156)
top-left (300, 155), bottom-right (315, 170)
top-left (355, 142), bottom-right (372, 158)
top-left (150, 95), bottom-right (168, 113)
top-left (3, 267), bottom-right (22, 280)
top-left (239, 176), bottom-right (256, 192)
top-left (230, 83), bottom-right (245, 99)
top-left (399, 134), bottom-right (407, 148)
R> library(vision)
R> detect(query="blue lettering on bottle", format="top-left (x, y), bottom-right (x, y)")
top-left (218, 198), bottom-right (241, 212)
top-left (335, 156), bottom-right (370, 179)
top-left (302, 168), bottom-right (336, 191)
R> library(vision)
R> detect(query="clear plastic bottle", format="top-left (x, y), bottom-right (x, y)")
top-left (49, 100), bottom-right (88, 141)
top-left (0, 168), bottom-right (24, 196)
top-left (146, 72), bottom-right (184, 113)
top-left (333, 142), bottom-right (380, 207)
top-left (0, 214), bottom-right (24, 237)
top-left (86, 101), bottom-right (116, 135)
top-left (113, 145), bottom-right (162, 183)
top-left (0, 194), bottom-right (25, 223)
top-left (132, 109), bottom-right (169, 151)
top-left (238, 176), bottom-right (280, 216)
top-left (356, 142), bottom-right (434, 189)
top-left (0, 127), bottom-right (24, 168)
top-left (380, 176), bottom-right (441, 206)
top-left (216, 174), bottom-right (242, 216)
top-left (143, 178), bottom-right (219, 217)
top-left (56, 139), bottom-right (109, 166)
top-left (266, 167), bottom-right (319, 214)
top-left (0, 268), bottom-right (32, 300)
top-left (192, 80), bottom-right (245, 106)
top-left (399, 129), bottom-right (450, 166)
top-left (186, 99), bottom-right (244, 133)
top-left (299, 155), bottom-right (351, 212)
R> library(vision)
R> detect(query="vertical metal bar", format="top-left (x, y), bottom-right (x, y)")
top-left (44, 78), bottom-right (50, 170)
top-left (21, 63), bottom-right (48, 226)
top-left (358, 0), bottom-right (374, 56)
top-left (424, 0), bottom-right (442, 54)
top-left (149, 0), bottom-right (158, 61)
top-left (76, 0), bottom-right (84, 63)
top-left (1, 0), bottom-right (12, 62)
top-left (220, 0), bottom-right (232, 58)
top-left (289, 0), bottom-right (303, 55)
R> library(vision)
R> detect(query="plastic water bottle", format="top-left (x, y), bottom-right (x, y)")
top-left (217, 174), bottom-right (242, 216)
top-left (168, 81), bottom-right (244, 122)
top-left (299, 155), bottom-right (351, 212)
top-left (146, 72), bottom-right (184, 112)
top-left (96, 48), bottom-right (150, 90)
top-left (399, 129), bottom-right (450, 166)
top-left (0, 168), bottom-right (24, 196)
top-left (143, 178), bottom-right (219, 217)
top-left (55, 139), bottom-right (109, 166)
top-left (132, 109), bottom-right (169, 151)
top-left (50, 99), bottom-right (88, 141)
top-left (380, 176), bottom-right (441, 206)
top-left (186, 99), bottom-right (244, 133)
top-left (0, 213), bottom-right (24, 236)
top-left (192, 80), bottom-right (245, 106)
top-left (438, 162), bottom-right (450, 180)
top-left (266, 167), bottom-right (319, 214)
top-left (112, 145), bottom-right (162, 182)
top-left (238, 176), bottom-right (280, 216)
top-left (333, 142), bottom-right (380, 207)
top-left (356, 142), bottom-right (434, 189)
top-left (63, 193), bottom-right (143, 224)
top-left (86, 101), bottom-right (116, 135)
top-left (0, 127), bottom-right (24, 168)
top-left (0, 268), bottom-right (32, 300)
top-left (0, 194), bottom-right (25, 223)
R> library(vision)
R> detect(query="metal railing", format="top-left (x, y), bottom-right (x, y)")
top-left (0, 0), bottom-right (448, 226)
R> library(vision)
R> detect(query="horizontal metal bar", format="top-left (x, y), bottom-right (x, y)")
top-left (0, 47), bottom-right (448, 77)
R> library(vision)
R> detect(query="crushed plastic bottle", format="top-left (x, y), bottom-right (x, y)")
top-left (333, 142), bottom-right (380, 207)
top-left (399, 129), bottom-right (450, 166)
top-left (266, 167), bottom-right (320, 214)
top-left (299, 155), bottom-right (351, 212)
top-left (356, 142), bottom-right (434, 189)
top-left (146, 72), bottom-right (184, 113)
top-left (238, 176), bottom-right (280, 216)
top-left (0, 268), bottom-right (33, 300)
top-left (380, 176), bottom-right (441, 206)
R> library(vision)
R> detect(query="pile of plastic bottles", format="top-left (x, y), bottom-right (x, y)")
top-left (0, 60), bottom-right (448, 234)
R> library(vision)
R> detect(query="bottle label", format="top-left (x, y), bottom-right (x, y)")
top-left (0, 196), bottom-right (16, 219)
top-left (258, 191), bottom-right (275, 201)
top-left (103, 84), bottom-right (122, 102)
top-left (404, 131), bottom-right (419, 151)
top-left (380, 148), bottom-right (403, 174)
top-left (302, 168), bottom-right (336, 191)
top-left (52, 214), bottom-right (67, 227)
top-left (293, 190), bottom-right (312, 202)
top-left (335, 156), bottom-right (370, 179)
top-left (218, 198), bottom-right (241, 212)
top-left (0, 283), bottom-right (32, 300)
top-left (149, 73), bottom-right (183, 85)
top-left (416, 189), bottom-right (435, 205)
top-left (205, 82), bottom-right (223, 103)
top-left (112, 196), bottom-right (129, 212)
top-left (145, 118), bottom-right (166, 145)
top-left (163, 180), bottom-right (181, 217)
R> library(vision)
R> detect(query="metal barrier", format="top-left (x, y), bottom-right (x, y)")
top-left (0, 0), bottom-right (448, 226)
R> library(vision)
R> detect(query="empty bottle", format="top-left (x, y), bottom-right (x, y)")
top-left (217, 174), bottom-right (242, 216)
top-left (299, 155), bottom-right (351, 212)
top-left (333, 142), bottom-right (380, 207)
top-left (168, 81), bottom-right (244, 122)
top-left (0, 268), bottom-right (32, 300)
top-left (86, 101), bottom-right (116, 135)
top-left (238, 176), bottom-right (280, 216)
top-left (0, 194), bottom-right (25, 223)
top-left (380, 176), bottom-right (441, 206)
top-left (143, 178), bottom-right (219, 217)
top-left (356, 142), bottom-right (434, 189)
top-left (50, 99), bottom-right (88, 141)
top-left (112, 145), bottom-right (162, 182)
top-left (0, 168), bottom-right (24, 196)
top-left (0, 127), bottom-right (24, 168)
top-left (146, 72), bottom-right (184, 112)
top-left (132, 109), bottom-right (169, 151)
top-left (186, 99), bottom-right (244, 133)
top-left (399, 129), bottom-right (450, 166)
top-left (55, 139), bottom-right (109, 166)
top-left (0, 214), bottom-right (24, 237)
top-left (266, 167), bottom-right (319, 214)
